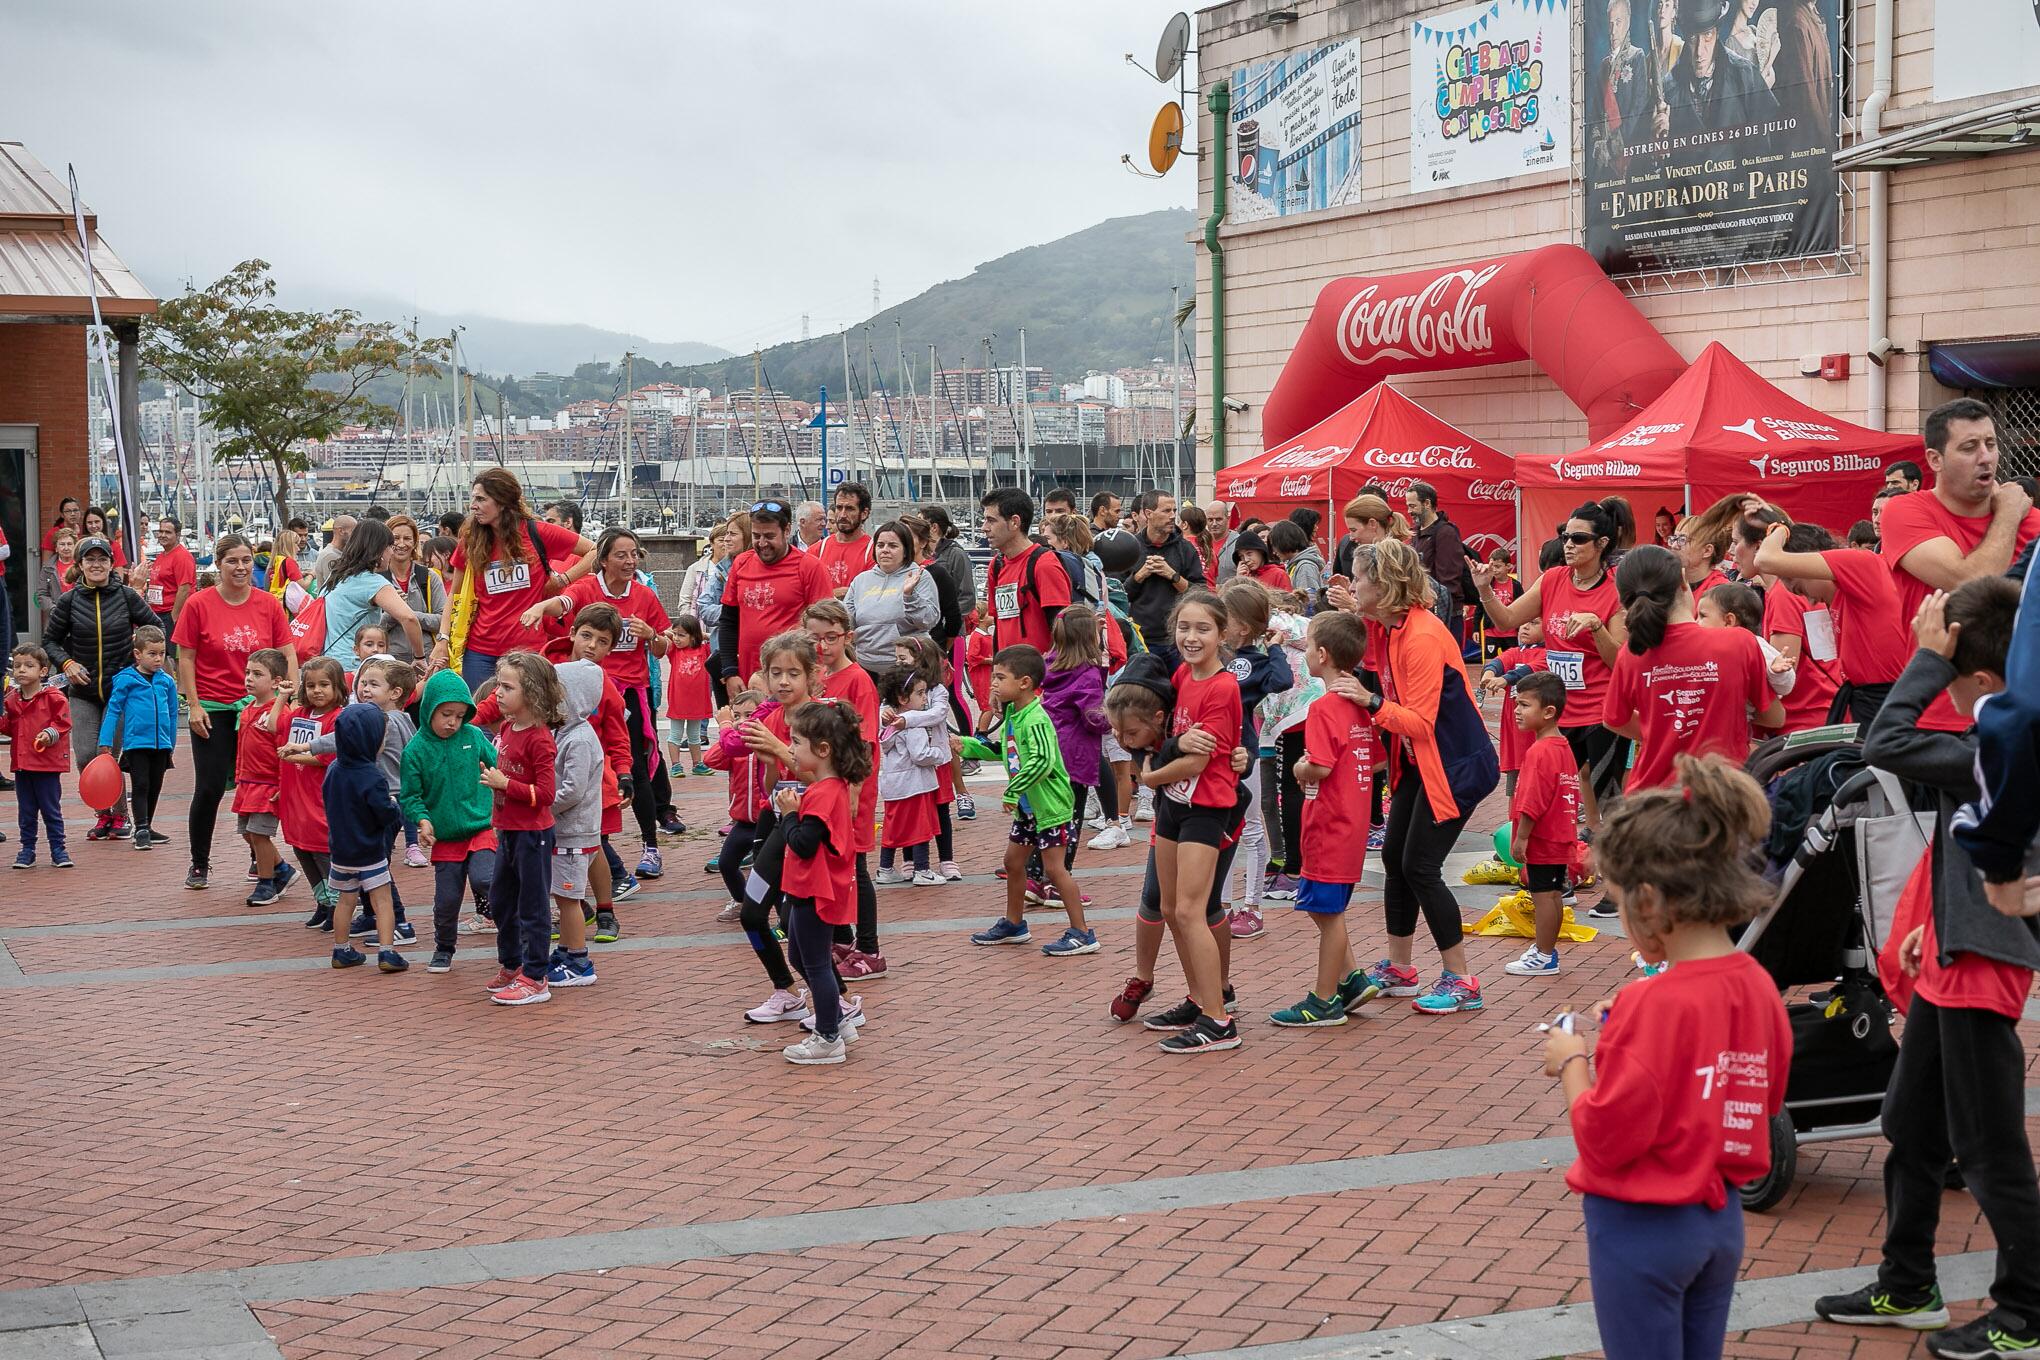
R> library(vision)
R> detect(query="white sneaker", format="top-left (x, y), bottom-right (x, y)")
top-left (912, 868), bottom-right (944, 886)
top-left (458, 914), bottom-right (496, 935)
top-left (715, 900), bottom-right (743, 924)
top-left (1133, 791), bottom-right (1155, 823)
top-left (745, 989), bottom-right (811, 1024)
top-left (801, 997), bottom-right (865, 1033)
top-left (1085, 814), bottom-right (1109, 831)
top-left (783, 1033), bottom-right (846, 1064)
top-left (939, 861), bottom-right (963, 881)
top-left (873, 865), bottom-right (912, 886)
top-left (1504, 946), bottom-right (1560, 977)
top-left (1087, 823), bottom-right (1130, 851)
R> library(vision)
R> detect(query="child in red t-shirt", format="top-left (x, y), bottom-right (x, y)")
top-left (730, 631), bottom-right (823, 1025)
top-left (277, 657), bottom-right (346, 928)
top-left (965, 611), bottom-right (995, 715)
top-left (3, 644), bottom-right (73, 867)
top-left (774, 699), bottom-right (872, 1066)
top-left (1269, 612), bottom-right (1378, 1029)
top-left (1502, 673), bottom-right (1580, 978)
top-left (478, 653), bottom-right (562, 1007)
top-left (665, 614), bottom-right (714, 776)
top-left (1541, 755), bottom-right (1791, 1360)
top-left (235, 648), bottom-right (294, 905)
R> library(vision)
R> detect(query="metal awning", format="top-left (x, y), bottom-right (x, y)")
top-left (0, 141), bottom-right (157, 320)
top-left (1836, 93), bottom-right (2040, 171)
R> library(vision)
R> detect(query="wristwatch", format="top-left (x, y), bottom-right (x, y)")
top-left (1366, 691), bottom-right (1384, 714)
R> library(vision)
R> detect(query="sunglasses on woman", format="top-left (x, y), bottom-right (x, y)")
top-left (1562, 531), bottom-right (1599, 546)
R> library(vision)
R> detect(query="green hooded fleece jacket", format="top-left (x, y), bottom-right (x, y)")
top-left (960, 694), bottom-right (1073, 831)
top-left (400, 668), bottom-right (498, 842)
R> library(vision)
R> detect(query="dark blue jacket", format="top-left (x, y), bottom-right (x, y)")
top-left (1226, 644), bottom-right (1293, 749)
top-left (1952, 557), bottom-right (2040, 883)
top-left (323, 704), bottom-right (401, 866)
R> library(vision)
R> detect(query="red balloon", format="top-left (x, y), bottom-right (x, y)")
top-left (79, 752), bottom-right (124, 812)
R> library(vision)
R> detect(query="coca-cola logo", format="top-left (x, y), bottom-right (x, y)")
top-left (1469, 478), bottom-right (1517, 501)
top-left (1361, 443), bottom-right (1480, 471)
top-left (1224, 476), bottom-right (1259, 498)
top-left (1334, 264), bottom-right (1502, 368)
top-left (1263, 444), bottom-right (1345, 470)
top-left (1278, 475), bottom-right (1314, 497)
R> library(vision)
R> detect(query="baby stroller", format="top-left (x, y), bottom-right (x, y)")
top-left (1734, 727), bottom-right (1932, 1212)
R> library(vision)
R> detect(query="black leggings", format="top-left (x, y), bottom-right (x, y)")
top-left (186, 715), bottom-right (238, 871)
top-left (622, 686), bottom-right (660, 847)
top-left (741, 890), bottom-right (795, 990)
top-left (719, 819), bottom-right (759, 905)
top-left (1382, 756), bottom-right (1471, 954)
top-left (1095, 769), bottom-right (1118, 821)
top-left (126, 749), bottom-right (173, 829)
top-left (936, 801), bottom-right (954, 862)
top-left (830, 853), bottom-right (880, 955)
top-left (1276, 728), bottom-right (1306, 877)
top-left (295, 848), bottom-right (330, 889)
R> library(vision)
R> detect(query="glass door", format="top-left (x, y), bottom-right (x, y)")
top-left (0, 426), bottom-right (38, 647)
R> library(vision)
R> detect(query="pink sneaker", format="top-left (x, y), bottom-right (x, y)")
top-left (404, 844), bottom-right (430, 869)
top-left (745, 989), bottom-right (811, 1024)
top-left (1022, 878), bottom-right (1051, 907)
top-left (490, 974), bottom-right (551, 1007)
top-left (840, 949), bottom-right (887, 979)
top-left (831, 941), bottom-right (855, 965)
top-left (1228, 906), bottom-right (1266, 939)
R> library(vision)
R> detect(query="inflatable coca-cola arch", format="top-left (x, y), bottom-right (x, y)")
top-left (1260, 244), bottom-right (1688, 450)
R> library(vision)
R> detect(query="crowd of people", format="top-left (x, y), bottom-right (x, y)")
top-left (5, 396), bottom-right (2040, 1357)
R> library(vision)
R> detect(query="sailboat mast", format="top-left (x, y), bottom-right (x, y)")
top-left (841, 331), bottom-right (857, 488)
top-left (620, 351), bottom-right (635, 532)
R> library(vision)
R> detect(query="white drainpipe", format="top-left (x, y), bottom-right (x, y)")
top-left (1863, 0), bottom-right (1895, 430)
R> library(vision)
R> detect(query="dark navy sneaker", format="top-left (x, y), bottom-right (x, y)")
top-left (246, 879), bottom-right (283, 907)
top-left (426, 949), bottom-right (454, 974)
top-left (348, 910), bottom-right (376, 938)
top-left (377, 949), bottom-right (409, 974)
top-left (51, 850), bottom-right (74, 869)
top-left (392, 922), bottom-right (417, 946)
top-left (1041, 928), bottom-right (1100, 957)
top-left (970, 917), bottom-right (1030, 946)
top-left (1815, 1283), bottom-right (1949, 1330)
top-left (1927, 1310), bottom-right (2036, 1357)
top-left (1158, 1015), bottom-right (1241, 1053)
top-left (274, 861), bottom-right (297, 893)
top-left (331, 946), bottom-right (367, 968)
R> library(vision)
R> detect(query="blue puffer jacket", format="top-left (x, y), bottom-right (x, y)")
top-left (98, 665), bottom-right (181, 752)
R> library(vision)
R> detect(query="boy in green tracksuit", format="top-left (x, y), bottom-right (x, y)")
top-left (961, 645), bottom-right (1097, 956)
top-left (400, 669), bottom-right (499, 974)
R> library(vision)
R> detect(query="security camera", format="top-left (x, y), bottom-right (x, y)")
top-left (1867, 337), bottom-right (1905, 367)
top-left (1222, 396), bottom-right (1249, 414)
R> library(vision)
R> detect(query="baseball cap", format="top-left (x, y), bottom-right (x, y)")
top-left (78, 536), bottom-right (113, 559)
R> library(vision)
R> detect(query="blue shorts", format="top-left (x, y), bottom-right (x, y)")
top-left (1294, 878), bottom-right (1355, 914)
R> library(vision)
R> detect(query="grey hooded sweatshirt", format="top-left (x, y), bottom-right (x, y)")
top-left (845, 561), bottom-right (941, 667)
top-left (552, 661), bottom-right (606, 851)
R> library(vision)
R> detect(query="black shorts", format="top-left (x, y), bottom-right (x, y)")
top-left (1524, 862), bottom-right (1567, 893)
top-left (1562, 724), bottom-right (1631, 804)
top-left (1155, 796), bottom-right (1231, 848)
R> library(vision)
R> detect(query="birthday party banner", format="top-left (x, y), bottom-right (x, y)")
top-left (1408, 0), bottom-right (1571, 193)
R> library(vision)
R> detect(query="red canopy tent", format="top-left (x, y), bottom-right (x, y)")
top-left (1515, 342), bottom-right (1925, 548)
top-left (1219, 383), bottom-right (1518, 560)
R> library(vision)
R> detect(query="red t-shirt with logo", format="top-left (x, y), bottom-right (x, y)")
top-left (232, 700), bottom-right (285, 815)
top-left (1819, 549), bottom-right (1909, 686)
top-left (1537, 566), bottom-right (1621, 729)
top-left (1605, 622), bottom-right (1770, 792)
top-left (1881, 491), bottom-right (2040, 730)
top-left (1300, 692), bottom-right (1375, 884)
top-left (720, 548), bottom-right (832, 685)
top-left (985, 545), bottom-right (1071, 654)
top-left (1762, 586), bottom-right (1843, 733)
top-left (782, 776), bottom-right (855, 925)
top-left (558, 574), bottom-right (671, 690)
top-left (1510, 733), bottom-right (1581, 865)
top-left (815, 533), bottom-right (874, 593)
top-left (666, 644), bottom-right (714, 720)
top-left (822, 662), bottom-right (881, 854)
top-left (1167, 665), bottom-right (1242, 809)
top-left (448, 520), bottom-right (584, 659)
top-left (276, 705), bottom-right (341, 853)
top-left (146, 544), bottom-right (197, 614)
top-left (171, 588), bottom-right (294, 704)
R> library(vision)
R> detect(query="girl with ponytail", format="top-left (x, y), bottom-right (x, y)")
top-left (1603, 546), bottom-right (1783, 795)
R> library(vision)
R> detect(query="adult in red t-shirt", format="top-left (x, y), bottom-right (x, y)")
top-left (80, 506), bottom-right (129, 568)
top-left (172, 534), bottom-right (296, 885)
top-left (816, 483), bottom-right (875, 595)
top-left (140, 518), bottom-right (198, 627)
top-left (1755, 522), bottom-right (1915, 726)
top-left (40, 496), bottom-right (84, 555)
top-left (1472, 503), bottom-right (1629, 803)
top-left (1880, 400), bottom-right (2040, 730)
top-left (1604, 550), bottom-right (1782, 792)
top-left (979, 489), bottom-right (1071, 655)
top-left (716, 502), bottom-right (832, 697)
top-left (432, 469), bottom-right (596, 690)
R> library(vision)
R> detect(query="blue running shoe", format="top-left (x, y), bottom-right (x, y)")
top-left (1041, 927), bottom-right (1099, 956)
top-left (547, 955), bottom-right (598, 988)
top-left (972, 917), bottom-right (1031, 946)
top-left (331, 946), bottom-right (367, 969)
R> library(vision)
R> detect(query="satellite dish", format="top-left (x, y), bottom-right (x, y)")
top-left (1149, 101), bottom-right (1185, 175)
top-left (1155, 12), bottom-right (1192, 84)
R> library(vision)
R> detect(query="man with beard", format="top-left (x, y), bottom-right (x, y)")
top-left (1662, 0), bottom-right (1777, 139)
top-left (715, 500), bottom-right (832, 699)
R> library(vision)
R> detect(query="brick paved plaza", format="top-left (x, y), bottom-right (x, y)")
top-left (0, 761), bottom-right (2033, 1359)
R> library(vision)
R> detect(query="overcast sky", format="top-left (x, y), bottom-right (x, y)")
top-left (7, 0), bottom-right (1199, 352)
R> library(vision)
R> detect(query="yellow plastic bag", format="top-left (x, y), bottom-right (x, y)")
top-left (1462, 858), bottom-right (1521, 886)
top-left (1465, 888), bottom-right (1600, 942)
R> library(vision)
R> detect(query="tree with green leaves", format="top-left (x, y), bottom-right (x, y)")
top-left (142, 260), bottom-right (449, 528)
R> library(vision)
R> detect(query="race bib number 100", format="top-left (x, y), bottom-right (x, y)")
top-left (1547, 650), bottom-right (1586, 692)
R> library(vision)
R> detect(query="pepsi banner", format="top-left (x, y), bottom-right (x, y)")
top-left (1228, 38), bottom-right (1364, 223)
top-left (1582, 0), bottom-right (1841, 275)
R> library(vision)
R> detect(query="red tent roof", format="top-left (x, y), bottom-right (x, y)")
top-left (1517, 343), bottom-right (1923, 526)
top-left (1220, 383), bottom-right (1519, 554)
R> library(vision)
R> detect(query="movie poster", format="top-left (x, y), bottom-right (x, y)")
top-left (1409, 0), bottom-right (1572, 193)
top-left (1582, 0), bottom-right (1841, 275)
top-left (1228, 38), bottom-right (1364, 223)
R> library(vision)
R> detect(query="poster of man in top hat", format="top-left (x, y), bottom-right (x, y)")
top-left (1661, 0), bottom-right (1778, 139)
